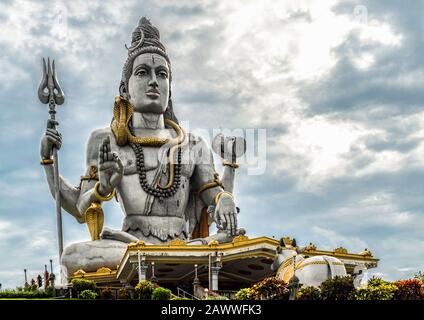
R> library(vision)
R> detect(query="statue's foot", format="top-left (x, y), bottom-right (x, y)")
top-left (61, 239), bottom-right (128, 283)
top-left (100, 227), bottom-right (139, 243)
top-left (188, 228), bottom-right (246, 245)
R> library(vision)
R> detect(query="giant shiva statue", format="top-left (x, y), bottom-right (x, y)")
top-left (39, 18), bottom-right (244, 280)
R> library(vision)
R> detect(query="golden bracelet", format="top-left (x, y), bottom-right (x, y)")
top-left (214, 191), bottom-right (233, 204)
top-left (40, 158), bottom-right (54, 165)
top-left (222, 160), bottom-right (239, 169)
top-left (93, 181), bottom-right (116, 202)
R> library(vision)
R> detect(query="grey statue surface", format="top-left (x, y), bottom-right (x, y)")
top-left (39, 17), bottom-right (244, 279)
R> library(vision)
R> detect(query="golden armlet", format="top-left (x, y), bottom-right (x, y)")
top-left (94, 181), bottom-right (116, 202)
top-left (214, 191), bottom-right (233, 204)
top-left (84, 202), bottom-right (104, 241)
top-left (197, 174), bottom-right (224, 194)
top-left (40, 158), bottom-right (54, 165)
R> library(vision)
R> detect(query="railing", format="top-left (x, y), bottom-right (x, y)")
top-left (177, 287), bottom-right (199, 300)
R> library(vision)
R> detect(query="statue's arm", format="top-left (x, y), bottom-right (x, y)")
top-left (41, 165), bottom-right (84, 223)
top-left (76, 129), bottom-right (124, 215)
top-left (191, 136), bottom-right (238, 235)
top-left (76, 130), bottom-right (105, 216)
top-left (191, 136), bottom-right (224, 206)
top-left (40, 119), bottom-right (84, 223)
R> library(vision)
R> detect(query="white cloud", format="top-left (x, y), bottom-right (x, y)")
top-left (0, 0), bottom-right (422, 289)
top-left (311, 226), bottom-right (368, 251)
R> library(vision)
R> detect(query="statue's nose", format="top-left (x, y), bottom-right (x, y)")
top-left (148, 71), bottom-right (158, 88)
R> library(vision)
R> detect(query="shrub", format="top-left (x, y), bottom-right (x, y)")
top-left (356, 277), bottom-right (397, 300)
top-left (101, 288), bottom-right (114, 300)
top-left (80, 289), bottom-right (98, 300)
top-left (171, 296), bottom-right (191, 300)
top-left (151, 287), bottom-right (172, 300)
top-left (320, 276), bottom-right (356, 300)
top-left (235, 288), bottom-right (255, 300)
top-left (250, 276), bottom-right (289, 300)
top-left (394, 279), bottom-right (424, 300)
top-left (45, 286), bottom-right (54, 297)
top-left (118, 288), bottom-right (130, 300)
top-left (0, 289), bottom-right (50, 299)
top-left (135, 280), bottom-right (155, 300)
top-left (71, 278), bottom-right (97, 293)
top-left (205, 295), bottom-right (229, 300)
top-left (28, 283), bottom-right (38, 292)
top-left (297, 286), bottom-right (321, 300)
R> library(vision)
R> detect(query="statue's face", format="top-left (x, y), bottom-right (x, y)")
top-left (128, 53), bottom-right (170, 114)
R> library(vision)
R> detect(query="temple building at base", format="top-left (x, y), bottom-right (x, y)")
top-left (71, 235), bottom-right (378, 298)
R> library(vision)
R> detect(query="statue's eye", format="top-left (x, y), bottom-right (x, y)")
top-left (158, 70), bottom-right (168, 79)
top-left (136, 68), bottom-right (148, 76)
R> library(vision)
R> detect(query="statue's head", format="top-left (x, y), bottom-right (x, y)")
top-left (120, 17), bottom-right (177, 122)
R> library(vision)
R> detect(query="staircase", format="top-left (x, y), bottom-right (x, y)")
top-left (176, 287), bottom-right (199, 300)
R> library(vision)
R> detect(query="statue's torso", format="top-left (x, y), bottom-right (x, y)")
top-left (87, 126), bottom-right (199, 242)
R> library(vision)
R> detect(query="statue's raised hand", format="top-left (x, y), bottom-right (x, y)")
top-left (40, 119), bottom-right (62, 159)
top-left (98, 136), bottom-right (124, 195)
top-left (213, 193), bottom-right (238, 236)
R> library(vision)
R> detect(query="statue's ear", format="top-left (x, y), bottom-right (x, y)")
top-left (119, 81), bottom-right (128, 99)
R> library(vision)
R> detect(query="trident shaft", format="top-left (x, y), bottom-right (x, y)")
top-left (38, 57), bottom-right (65, 259)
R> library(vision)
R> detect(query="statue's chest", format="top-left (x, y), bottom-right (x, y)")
top-left (113, 144), bottom-right (194, 177)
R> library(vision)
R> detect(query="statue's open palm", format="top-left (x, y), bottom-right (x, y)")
top-left (214, 194), bottom-right (238, 236)
top-left (98, 136), bottom-right (124, 195)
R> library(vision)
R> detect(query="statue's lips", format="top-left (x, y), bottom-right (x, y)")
top-left (145, 91), bottom-right (160, 99)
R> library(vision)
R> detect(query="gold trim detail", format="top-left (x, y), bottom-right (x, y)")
top-left (73, 269), bottom-right (86, 277)
top-left (208, 239), bottom-right (219, 247)
top-left (232, 234), bottom-right (249, 244)
top-left (93, 181), bottom-right (116, 202)
top-left (40, 158), bottom-right (54, 165)
top-left (169, 239), bottom-right (187, 246)
top-left (359, 249), bottom-right (373, 257)
top-left (333, 247), bottom-right (348, 254)
top-left (84, 202), bottom-right (104, 241)
top-left (96, 267), bottom-right (112, 274)
top-left (297, 260), bottom-right (345, 270)
top-left (128, 240), bottom-right (146, 248)
top-left (305, 243), bottom-right (317, 251)
top-left (281, 237), bottom-right (294, 247)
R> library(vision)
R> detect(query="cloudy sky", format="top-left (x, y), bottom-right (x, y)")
top-left (0, 0), bottom-right (423, 289)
